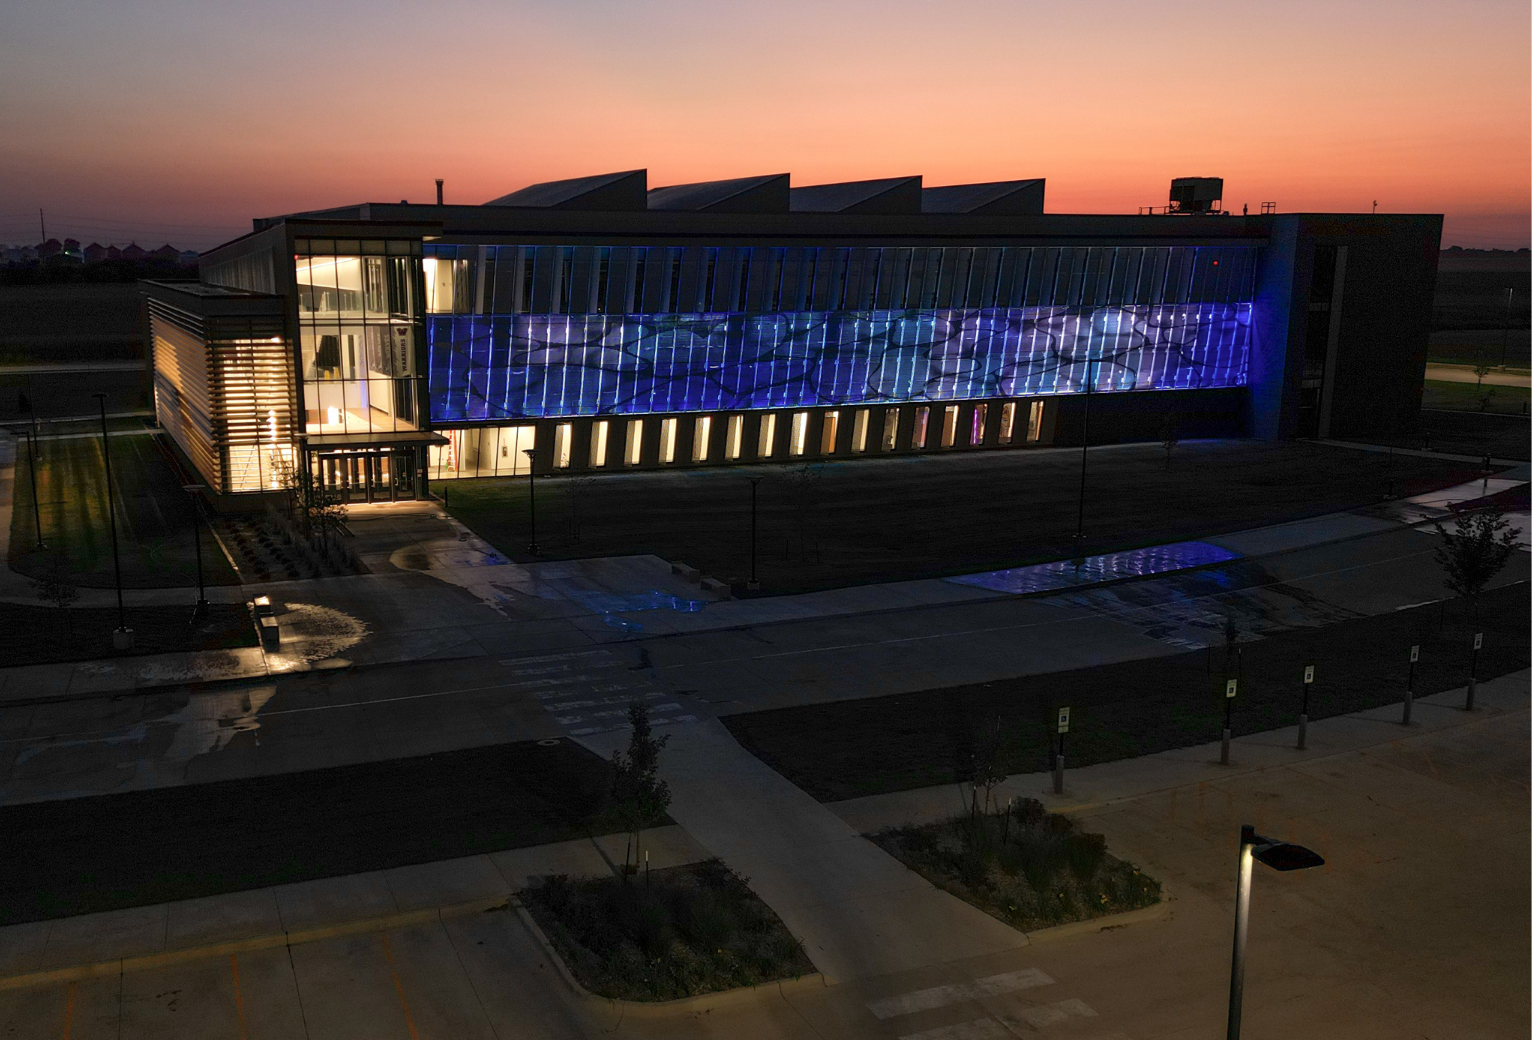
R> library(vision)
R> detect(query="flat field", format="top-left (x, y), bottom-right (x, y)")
top-left (445, 440), bottom-right (1479, 594)
top-left (7, 429), bottom-right (240, 588)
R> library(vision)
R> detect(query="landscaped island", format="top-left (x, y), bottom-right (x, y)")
top-left (870, 799), bottom-right (1160, 932)
top-left (522, 859), bottom-right (814, 1001)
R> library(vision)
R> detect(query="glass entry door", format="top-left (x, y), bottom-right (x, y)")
top-left (312, 450), bottom-right (418, 503)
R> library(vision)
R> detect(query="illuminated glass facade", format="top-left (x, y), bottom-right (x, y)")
top-left (424, 244), bottom-right (1255, 422)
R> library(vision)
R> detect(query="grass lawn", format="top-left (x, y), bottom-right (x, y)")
top-left (445, 440), bottom-right (1477, 595)
top-left (0, 738), bottom-right (628, 925)
top-left (870, 801), bottom-right (1160, 933)
top-left (8, 429), bottom-right (239, 589)
top-left (1414, 411), bottom-right (1531, 462)
top-left (522, 860), bottom-right (814, 1000)
top-left (1421, 379), bottom-right (1531, 415)
top-left (0, 602), bottom-right (255, 666)
top-left (722, 583), bottom-right (1530, 802)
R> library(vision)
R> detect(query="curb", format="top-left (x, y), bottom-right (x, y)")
top-left (1023, 881), bottom-right (1174, 945)
top-left (0, 895), bottom-right (513, 993)
top-left (513, 902), bottom-right (828, 1016)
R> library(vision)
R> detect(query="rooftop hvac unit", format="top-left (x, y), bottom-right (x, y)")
top-left (1168, 177), bottom-right (1224, 214)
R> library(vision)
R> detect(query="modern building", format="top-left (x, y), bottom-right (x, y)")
top-left (142, 170), bottom-right (1441, 508)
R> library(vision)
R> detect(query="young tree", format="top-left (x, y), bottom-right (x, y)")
top-left (31, 551), bottom-right (79, 635)
top-left (1433, 507), bottom-right (1523, 617)
top-left (1472, 362), bottom-right (1497, 412)
top-left (1160, 412), bottom-right (1180, 469)
top-left (969, 716), bottom-right (1007, 818)
top-left (609, 701), bottom-right (672, 879)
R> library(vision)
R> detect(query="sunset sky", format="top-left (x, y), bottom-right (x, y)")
top-left (2, 0), bottom-right (1527, 251)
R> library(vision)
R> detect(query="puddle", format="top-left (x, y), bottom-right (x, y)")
top-left (268, 603), bottom-right (370, 668)
top-left (947, 540), bottom-right (1241, 595)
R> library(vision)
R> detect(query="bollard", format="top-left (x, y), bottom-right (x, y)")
top-left (1403, 644), bottom-right (1418, 725)
top-left (1297, 664), bottom-right (1314, 751)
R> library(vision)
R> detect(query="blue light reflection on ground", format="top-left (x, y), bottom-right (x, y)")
top-left (947, 540), bottom-right (1242, 596)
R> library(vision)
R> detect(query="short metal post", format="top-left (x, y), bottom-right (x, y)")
top-left (1297, 668), bottom-right (1311, 751)
top-left (1403, 657), bottom-right (1414, 725)
top-left (1220, 689), bottom-right (1233, 765)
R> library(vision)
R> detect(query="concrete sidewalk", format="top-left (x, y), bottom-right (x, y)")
top-left (578, 720), bottom-right (1028, 983)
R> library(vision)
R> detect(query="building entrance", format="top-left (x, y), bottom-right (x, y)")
top-left (310, 449), bottom-right (419, 503)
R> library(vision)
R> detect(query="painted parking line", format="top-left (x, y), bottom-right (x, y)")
top-left (229, 955), bottom-right (250, 1040)
top-left (378, 934), bottom-right (422, 1040)
top-left (897, 1018), bottom-right (1011, 1040)
top-left (868, 968), bottom-right (1055, 1019)
top-left (58, 981), bottom-right (75, 1040)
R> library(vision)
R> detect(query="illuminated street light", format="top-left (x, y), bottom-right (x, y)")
top-left (1227, 824), bottom-right (1325, 1039)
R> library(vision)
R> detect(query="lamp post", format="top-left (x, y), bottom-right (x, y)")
top-left (747, 476), bottom-right (763, 591)
top-left (25, 427), bottom-right (44, 549)
top-left (1227, 825), bottom-right (1325, 1040)
top-left (1073, 352), bottom-right (1095, 555)
top-left (1500, 287), bottom-right (1515, 370)
top-left (182, 484), bottom-right (208, 615)
top-left (93, 393), bottom-right (131, 649)
top-left (522, 447), bottom-right (538, 555)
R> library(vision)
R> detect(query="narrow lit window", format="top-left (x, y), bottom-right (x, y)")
top-left (591, 420), bottom-right (609, 467)
top-left (941, 405), bottom-right (959, 448)
top-left (701, 249), bottom-right (718, 311)
top-left (625, 420), bottom-right (644, 465)
top-left (666, 250), bottom-right (684, 312)
top-left (630, 250), bottom-right (647, 313)
top-left (790, 411), bottom-right (809, 456)
top-left (1027, 401), bottom-right (1045, 443)
top-left (593, 248), bottom-right (611, 314)
top-left (520, 250), bottom-right (535, 313)
top-left (726, 414), bottom-right (744, 459)
top-left (758, 413), bottom-right (777, 457)
top-left (881, 409), bottom-right (899, 451)
top-left (557, 247), bottom-right (574, 314)
top-left (998, 402), bottom-right (1017, 445)
top-left (912, 406), bottom-right (929, 449)
top-left (971, 403), bottom-right (988, 446)
top-left (660, 418), bottom-right (678, 463)
top-left (692, 416), bottom-right (712, 462)
top-left (852, 409), bottom-right (870, 452)
top-left (736, 251), bottom-right (753, 311)
top-left (554, 423), bottom-right (573, 468)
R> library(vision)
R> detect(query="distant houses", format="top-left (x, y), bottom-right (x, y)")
top-left (1, 238), bottom-right (198, 271)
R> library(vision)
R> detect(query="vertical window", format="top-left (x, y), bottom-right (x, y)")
top-left (998, 402), bottom-right (1017, 445)
top-left (912, 406), bottom-right (930, 449)
top-left (666, 250), bottom-right (684, 312)
top-left (630, 249), bottom-right (647, 312)
top-left (971, 403), bottom-right (988, 446)
top-left (801, 251), bottom-right (819, 310)
top-left (660, 418), bottom-right (678, 463)
top-left (726, 414), bottom-right (744, 459)
top-left (852, 409), bottom-right (870, 452)
top-left (520, 250), bottom-right (535, 313)
top-left (701, 249), bottom-right (718, 311)
top-left (758, 413), bottom-right (777, 457)
top-left (881, 409), bottom-right (899, 451)
top-left (735, 252), bottom-right (753, 311)
top-left (591, 420), bottom-right (609, 467)
top-left (592, 248), bottom-right (611, 314)
top-left (692, 416), bottom-right (711, 462)
top-left (789, 411), bottom-right (809, 456)
top-left (821, 410), bottom-right (839, 454)
top-left (1027, 401), bottom-right (1045, 443)
top-left (625, 420), bottom-right (644, 465)
top-left (771, 248), bottom-right (787, 311)
top-left (556, 247), bottom-right (574, 314)
top-left (941, 406), bottom-right (959, 448)
top-left (554, 423), bottom-right (573, 468)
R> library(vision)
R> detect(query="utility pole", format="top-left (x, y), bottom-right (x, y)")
top-left (39, 208), bottom-right (45, 242)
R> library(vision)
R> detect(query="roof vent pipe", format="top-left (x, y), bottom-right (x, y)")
top-left (436, 179), bottom-right (444, 205)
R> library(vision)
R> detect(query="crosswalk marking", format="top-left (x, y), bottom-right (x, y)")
top-left (499, 648), bottom-right (699, 736)
top-left (1009, 998), bottom-right (1097, 1029)
top-left (869, 968), bottom-right (1055, 1020)
top-left (897, 1018), bottom-right (1011, 1040)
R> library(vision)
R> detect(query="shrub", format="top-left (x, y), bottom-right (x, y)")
top-left (1065, 833), bottom-right (1107, 880)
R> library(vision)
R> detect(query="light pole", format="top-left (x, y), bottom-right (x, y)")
top-left (93, 393), bottom-right (131, 649)
top-left (747, 476), bottom-right (763, 591)
top-left (25, 427), bottom-right (44, 549)
top-left (1500, 287), bottom-right (1515, 369)
top-left (1073, 352), bottom-right (1095, 555)
top-left (182, 483), bottom-right (208, 615)
top-left (1227, 825), bottom-right (1325, 1040)
top-left (522, 447), bottom-right (538, 555)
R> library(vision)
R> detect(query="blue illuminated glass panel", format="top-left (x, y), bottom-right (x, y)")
top-left (427, 303), bottom-right (1251, 422)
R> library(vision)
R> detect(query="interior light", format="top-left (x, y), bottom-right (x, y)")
top-left (327, 406), bottom-right (340, 426)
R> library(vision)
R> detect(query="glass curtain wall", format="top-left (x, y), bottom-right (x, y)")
top-left (295, 239), bottom-right (424, 438)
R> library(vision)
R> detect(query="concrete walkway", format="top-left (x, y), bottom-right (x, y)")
top-left (1425, 361), bottom-right (1531, 387)
top-left (579, 720), bottom-right (1028, 982)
